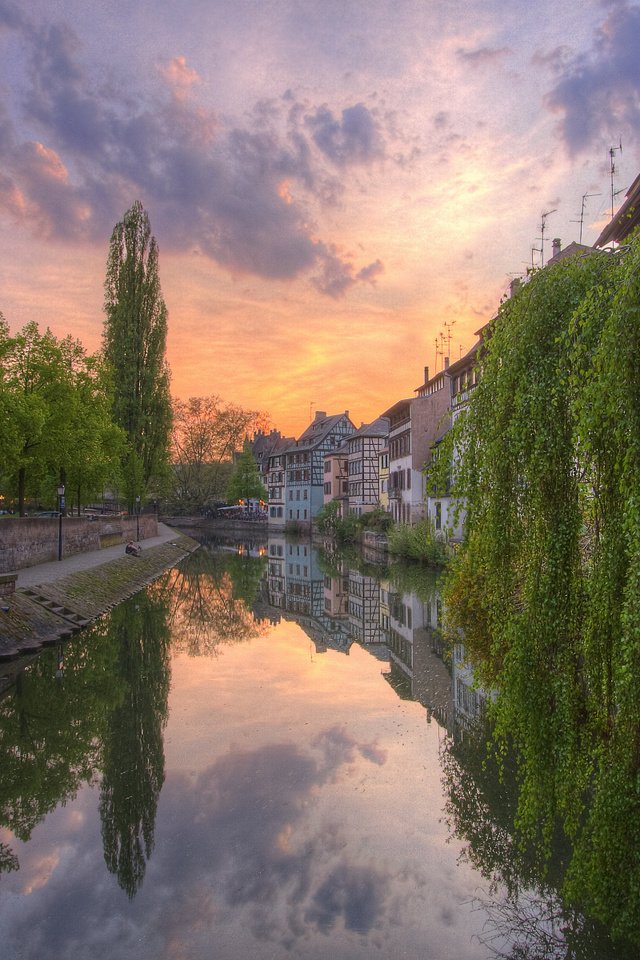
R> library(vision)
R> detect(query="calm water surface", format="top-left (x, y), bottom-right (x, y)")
top-left (0, 536), bottom-right (632, 959)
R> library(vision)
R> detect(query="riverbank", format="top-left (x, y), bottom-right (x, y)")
top-left (0, 527), bottom-right (199, 665)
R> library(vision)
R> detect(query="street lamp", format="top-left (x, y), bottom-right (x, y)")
top-left (57, 484), bottom-right (65, 560)
top-left (135, 495), bottom-right (141, 542)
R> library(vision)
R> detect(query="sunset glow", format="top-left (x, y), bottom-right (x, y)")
top-left (1, 0), bottom-right (638, 436)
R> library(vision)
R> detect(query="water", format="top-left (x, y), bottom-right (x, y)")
top-left (0, 536), bottom-right (635, 959)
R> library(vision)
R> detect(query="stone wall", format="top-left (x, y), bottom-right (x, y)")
top-left (0, 515), bottom-right (158, 573)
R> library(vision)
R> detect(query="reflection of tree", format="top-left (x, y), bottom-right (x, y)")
top-left (0, 628), bottom-right (123, 871)
top-left (99, 591), bottom-right (171, 898)
top-left (0, 842), bottom-right (19, 874)
top-left (440, 720), bottom-right (638, 959)
top-left (159, 547), bottom-right (269, 656)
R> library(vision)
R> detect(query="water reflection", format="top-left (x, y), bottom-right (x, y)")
top-left (159, 542), bottom-right (269, 655)
top-left (0, 532), bottom-right (637, 959)
top-left (98, 590), bottom-right (171, 897)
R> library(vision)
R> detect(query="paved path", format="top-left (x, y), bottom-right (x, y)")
top-left (14, 523), bottom-right (181, 588)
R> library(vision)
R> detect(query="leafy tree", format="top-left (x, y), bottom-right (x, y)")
top-left (103, 200), bottom-right (172, 506)
top-left (171, 396), bottom-right (267, 512)
top-left (225, 440), bottom-right (267, 506)
top-left (0, 320), bottom-right (123, 515)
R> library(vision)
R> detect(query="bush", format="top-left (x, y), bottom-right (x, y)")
top-left (387, 519), bottom-right (448, 565)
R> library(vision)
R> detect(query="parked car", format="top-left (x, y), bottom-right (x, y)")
top-left (34, 511), bottom-right (61, 518)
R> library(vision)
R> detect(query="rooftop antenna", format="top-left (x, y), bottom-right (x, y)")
top-left (538, 209), bottom-right (557, 266)
top-left (609, 141), bottom-right (623, 218)
top-left (309, 401), bottom-right (315, 422)
top-left (528, 246), bottom-right (542, 273)
top-left (443, 319), bottom-right (456, 363)
top-left (571, 192), bottom-right (601, 244)
top-left (435, 331), bottom-right (445, 372)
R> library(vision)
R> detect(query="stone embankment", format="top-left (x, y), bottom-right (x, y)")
top-left (0, 534), bottom-right (199, 666)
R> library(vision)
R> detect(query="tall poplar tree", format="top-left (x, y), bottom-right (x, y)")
top-left (103, 201), bottom-right (172, 504)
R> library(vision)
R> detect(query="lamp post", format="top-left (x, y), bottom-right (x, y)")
top-left (57, 483), bottom-right (65, 560)
top-left (135, 495), bottom-right (140, 542)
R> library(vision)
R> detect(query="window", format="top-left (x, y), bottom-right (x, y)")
top-left (435, 501), bottom-right (442, 530)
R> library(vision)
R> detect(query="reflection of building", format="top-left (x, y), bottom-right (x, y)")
top-left (383, 583), bottom-right (453, 727)
top-left (262, 535), bottom-right (490, 731)
top-left (347, 569), bottom-right (385, 649)
top-left (263, 535), bottom-right (353, 653)
top-left (266, 532), bottom-right (287, 610)
top-left (452, 640), bottom-right (487, 732)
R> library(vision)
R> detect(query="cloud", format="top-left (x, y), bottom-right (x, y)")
top-left (544, 0), bottom-right (640, 154)
top-left (158, 55), bottom-right (201, 102)
top-left (0, 14), bottom-right (384, 297)
top-left (305, 102), bottom-right (385, 166)
top-left (312, 246), bottom-right (384, 299)
top-left (455, 46), bottom-right (511, 65)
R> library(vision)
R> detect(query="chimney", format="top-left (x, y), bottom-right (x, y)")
top-left (552, 238), bottom-right (562, 259)
top-left (444, 357), bottom-right (449, 370)
top-left (510, 277), bottom-right (522, 298)
top-left (424, 365), bottom-right (429, 383)
top-left (314, 410), bottom-right (326, 422)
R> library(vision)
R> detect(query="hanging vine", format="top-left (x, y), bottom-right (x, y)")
top-left (441, 233), bottom-right (640, 942)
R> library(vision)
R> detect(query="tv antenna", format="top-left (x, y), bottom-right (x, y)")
top-left (443, 319), bottom-right (456, 364)
top-left (571, 192), bottom-right (601, 245)
top-left (609, 141), bottom-right (623, 218)
top-left (527, 245), bottom-right (542, 272)
top-left (538, 209), bottom-right (557, 266)
top-left (309, 401), bottom-right (315, 422)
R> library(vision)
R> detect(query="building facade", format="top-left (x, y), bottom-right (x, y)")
top-left (267, 411), bottom-right (355, 528)
top-left (346, 417), bottom-right (389, 516)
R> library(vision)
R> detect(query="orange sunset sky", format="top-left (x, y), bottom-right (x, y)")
top-left (1, 0), bottom-right (639, 438)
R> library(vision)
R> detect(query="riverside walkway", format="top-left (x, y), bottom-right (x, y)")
top-left (0, 523), bottom-right (199, 668)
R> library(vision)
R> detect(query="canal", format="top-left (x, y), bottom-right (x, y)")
top-left (0, 534), bottom-right (636, 959)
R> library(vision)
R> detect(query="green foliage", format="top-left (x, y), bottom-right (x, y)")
top-left (0, 318), bottom-right (125, 514)
top-left (226, 440), bottom-right (267, 505)
top-left (441, 237), bottom-right (640, 945)
top-left (359, 505), bottom-right (394, 532)
top-left (387, 519), bottom-right (448, 565)
top-left (103, 201), bottom-right (172, 504)
top-left (315, 500), bottom-right (359, 542)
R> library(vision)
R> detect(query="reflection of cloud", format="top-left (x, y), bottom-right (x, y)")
top-left (313, 725), bottom-right (387, 778)
top-left (0, 13), bottom-right (387, 297)
top-left (544, 0), bottom-right (640, 154)
top-left (305, 863), bottom-right (385, 934)
top-left (3, 737), bottom-right (403, 958)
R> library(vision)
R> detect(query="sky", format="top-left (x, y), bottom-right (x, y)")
top-left (1, 0), bottom-right (639, 438)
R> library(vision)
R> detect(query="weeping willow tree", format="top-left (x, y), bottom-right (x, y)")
top-left (440, 234), bottom-right (640, 943)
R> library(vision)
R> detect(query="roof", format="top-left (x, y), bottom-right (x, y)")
top-left (380, 397), bottom-right (412, 420)
top-left (596, 172), bottom-right (640, 246)
top-left (445, 339), bottom-right (483, 377)
top-left (546, 240), bottom-right (592, 264)
top-left (350, 416), bottom-right (389, 439)
top-left (296, 412), bottom-right (353, 449)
